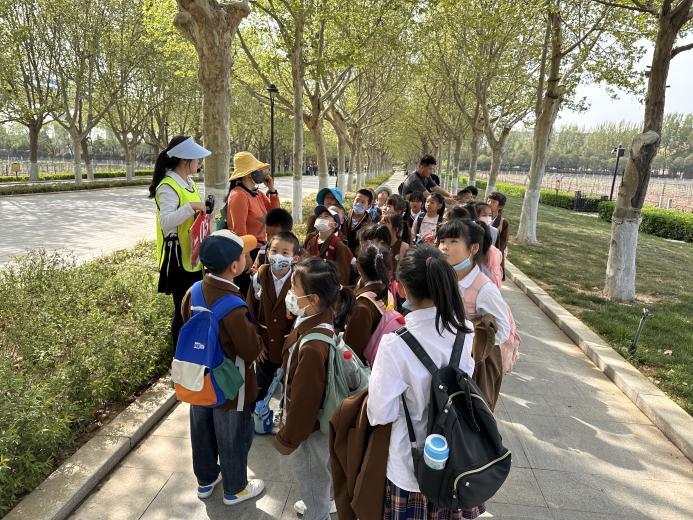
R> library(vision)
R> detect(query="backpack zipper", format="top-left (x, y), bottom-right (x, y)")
top-left (452, 450), bottom-right (511, 494)
top-left (446, 390), bottom-right (492, 414)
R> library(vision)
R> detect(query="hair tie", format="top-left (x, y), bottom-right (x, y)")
top-left (376, 252), bottom-right (384, 260)
top-left (339, 285), bottom-right (343, 290)
top-left (425, 256), bottom-right (434, 267)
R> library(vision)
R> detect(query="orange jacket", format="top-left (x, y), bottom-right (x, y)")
top-left (227, 186), bottom-right (280, 244)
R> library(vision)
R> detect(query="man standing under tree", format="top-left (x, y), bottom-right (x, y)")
top-left (400, 155), bottom-right (455, 202)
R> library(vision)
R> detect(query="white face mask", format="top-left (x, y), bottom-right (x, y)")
top-left (315, 218), bottom-right (332, 233)
top-left (479, 216), bottom-right (493, 225)
top-left (269, 254), bottom-right (293, 273)
top-left (285, 289), bottom-right (312, 317)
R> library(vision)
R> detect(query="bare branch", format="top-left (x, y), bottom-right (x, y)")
top-left (671, 41), bottom-right (693, 57)
top-left (591, 0), bottom-right (656, 14)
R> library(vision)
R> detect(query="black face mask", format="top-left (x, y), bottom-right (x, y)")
top-left (251, 170), bottom-right (267, 184)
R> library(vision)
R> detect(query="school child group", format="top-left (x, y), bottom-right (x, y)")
top-left (170, 150), bottom-right (517, 520)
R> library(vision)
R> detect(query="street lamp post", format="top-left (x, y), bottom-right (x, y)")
top-left (163, 120), bottom-right (169, 145)
top-left (609, 144), bottom-right (625, 201)
top-left (266, 83), bottom-right (279, 178)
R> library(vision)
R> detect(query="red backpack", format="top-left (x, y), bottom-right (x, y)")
top-left (356, 290), bottom-right (405, 365)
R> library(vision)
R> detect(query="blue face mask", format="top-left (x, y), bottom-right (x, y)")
top-left (402, 299), bottom-right (414, 311)
top-left (353, 202), bottom-right (366, 214)
top-left (453, 256), bottom-right (473, 272)
top-left (269, 254), bottom-right (293, 273)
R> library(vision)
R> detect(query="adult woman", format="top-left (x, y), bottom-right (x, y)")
top-left (226, 151), bottom-right (280, 294)
top-left (149, 135), bottom-right (211, 349)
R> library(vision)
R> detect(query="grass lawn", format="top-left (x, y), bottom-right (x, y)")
top-left (500, 196), bottom-right (693, 415)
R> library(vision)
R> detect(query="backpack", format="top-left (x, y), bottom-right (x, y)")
top-left (463, 271), bottom-right (520, 374)
top-left (397, 327), bottom-right (511, 510)
top-left (397, 181), bottom-right (404, 195)
top-left (314, 233), bottom-right (341, 261)
top-left (171, 281), bottom-right (247, 407)
top-left (355, 290), bottom-right (405, 365)
top-left (414, 212), bottom-right (442, 243)
top-left (295, 331), bottom-right (370, 434)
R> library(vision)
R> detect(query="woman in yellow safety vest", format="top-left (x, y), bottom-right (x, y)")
top-left (148, 135), bottom-right (211, 349)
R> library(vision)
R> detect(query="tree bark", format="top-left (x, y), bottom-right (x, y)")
top-left (348, 144), bottom-right (356, 192)
top-left (355, 141), bottom-right (364, 189)
top-left (81, 138), bottom-right (94, 181)
top-left (28, 122), bottom-right (41, 181)
top-left (291, 41), bottom-right (305, 222)
top-left (71, 133), bottom-right (83, 184)
top-left (453, 136), bottom-right (462, 193)
top-left (468, 128), bottom-right (480, 186)
top-left (174, 0), bottom-right (250, 215)
top-left (125, 145), bottom-right (134, 181)
top-left (308, 118), bottom-right (329, 190)
top-left (485, 128), bottom-right (511, 198)
top-left (336, 132), bottom-right (347, 192)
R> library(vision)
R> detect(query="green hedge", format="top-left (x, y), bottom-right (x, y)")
top-left (0, 178), bottom-right (150, 196)
top-left (0, 244), bottom-right (171, 516)
top-left (0, 170), bottom-right (153, 183)
top-left (461, 178), bottom-right (603, 211)
top-left (597, 201), bottom-right (693, 243)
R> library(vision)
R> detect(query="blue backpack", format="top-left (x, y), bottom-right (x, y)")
top-left (170, 281), bottom-right (248, 408)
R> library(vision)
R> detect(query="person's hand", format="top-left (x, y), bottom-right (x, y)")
top-left (189, 202), bottom-right (206, 213)
top-left (258, 348), bottom-right (269, 363)
top-left (423, 232), bottom-right (436, 244)
top-left (264, 174), bottom-right (275, 191)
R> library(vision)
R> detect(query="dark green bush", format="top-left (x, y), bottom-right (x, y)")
top-left (0, 178), bottom-right (150, 196)
top-left (597, 201), bottom-right (693, 242)
top-left (0, 244), bottom-right (171, 515)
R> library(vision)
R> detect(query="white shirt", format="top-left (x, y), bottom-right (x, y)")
top-left (367, 307), bottom-right (475, 492)
top-left (206, 274), bottom-right (239, 291)
top-left (417, 214), bottom-right (439, 237)
top-left (272, 269), bottom-right (292, 297)
top-left (459, 266), bottom-right (510, 344)
top-left (157, 171), bottom-right (201, 236)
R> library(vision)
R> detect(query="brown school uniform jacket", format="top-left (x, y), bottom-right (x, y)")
top-left (341, 210), bottom-right (373, 255)
top-left (182, 274), bottom-right (263, 410)
top-left (246, 264), bottom-right (294, 365)
top-left (304, 231), bottom-right (353, 286)
top-left (273, 310), bottom-right (334, 455)
top-left (492, 214), bottom-right (510, 255)
top-left (472, 314), bottom-right (502, 411)
top-left (329, 389), bottom-right (391, 520)
top-left (343, 282), bottom-right (386, 363)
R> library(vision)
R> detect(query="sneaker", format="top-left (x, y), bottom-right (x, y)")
top-left (197, 474), bottom-right (222, 499)
top-left (478, 512), bottom-right (494, 518)
top-left (293, 499), bottom-right (337, 515)
top-left (223, 479), bottom-right (265, 506)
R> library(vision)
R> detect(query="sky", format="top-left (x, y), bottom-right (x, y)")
top-left (557, 37), bottom-right (693, 129)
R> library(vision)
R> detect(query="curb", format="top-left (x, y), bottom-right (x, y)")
top-left (505, 261), bottom-right (693, 461)
top-left (5, 377), bottom-right (178, 520)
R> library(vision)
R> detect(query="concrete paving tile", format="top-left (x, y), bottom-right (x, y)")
top-left (138, 471), bottom-right (289, 520)
top-left (597, 477), bottom-right (693, 520)
top-left (121, 435), bottom-right (192, 472)
top-left (532, 469), bottom-right (622, 514)
top-left (490, 467), bottom-right (547, 507)
top-left (550, 510), bottom-right (648, 520)
top-left (152, 406), bottom-right (189, 439)
top-left (483, 502), bottom-right (554, 519)
top-left (279, 484), bottom-right (338, 520)
top-left (248, 435), bottom-right (296, 483)
top-left (71, 467), bottom-right (172, 520)
top-left (494, 407), bottom-right (531, 468)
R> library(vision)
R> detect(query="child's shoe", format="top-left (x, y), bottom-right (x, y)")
top-left (223, 479), bottom-right (265, 505)
top-left (197, 473), bottom-right (222, 498)
top-left (293, 499), bottom-right (337, 515)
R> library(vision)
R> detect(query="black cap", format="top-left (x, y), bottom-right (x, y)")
top-left (199, 230), bottom-right (257, 272)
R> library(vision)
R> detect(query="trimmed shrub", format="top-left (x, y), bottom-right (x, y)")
top-left (597, 201), bottom-right (693, 243)
top-left (0, 178), bottom-right (150, 196)
top-left (0, 244), bottom-right (171, 515)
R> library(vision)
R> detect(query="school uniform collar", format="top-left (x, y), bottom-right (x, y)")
top-left (204, 273), bottom-right (241, 295)
top-left (294, 309), bottom-right (333, 334)
top-left (403, 306), bottom-right (438, 324)
top-left (355, 281), bottom-right (385, 297)
top-left (349, 210), bottom-right (370, 228)
top-left (458, 265), bottom-right (481, 289)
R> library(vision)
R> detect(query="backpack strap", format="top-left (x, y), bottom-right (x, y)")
top-left (209, 293), bottom-right (247, 322)
top-left (449, 329), bottom-right (467, 368)
top-left (396, 327), bottom-right (437, 375)
top-left (298, 331), bottom-right (335, 349)
top-left (357, 291), bottom-right (386, 315)
top-left (189, 281), bottom-right (207, 312)
top-left (415, 212), bottom-right (425, 234)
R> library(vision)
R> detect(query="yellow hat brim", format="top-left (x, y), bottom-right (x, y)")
top-left (229, 161), bottom-right (270, 181)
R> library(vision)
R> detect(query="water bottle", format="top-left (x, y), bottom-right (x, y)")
top-left (342, 350), bottom-right (361, 391)
top-left (424, 434), bottom-right (449, 470)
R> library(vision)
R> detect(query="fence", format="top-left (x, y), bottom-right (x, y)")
top-left (474, 170), bottom-right (693, 212)
top-left (2, 158), bottom-right (152, 177)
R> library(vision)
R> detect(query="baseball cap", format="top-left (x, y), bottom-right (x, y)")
top-left (314, 204), bottom-right (341, 226)
top-left (200, 230), bottom-right (257, 272)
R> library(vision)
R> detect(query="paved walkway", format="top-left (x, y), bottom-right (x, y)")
top-left (0, 176), bottom-right (321, 265)
top-left (70, 277), bottom-right (693, 519)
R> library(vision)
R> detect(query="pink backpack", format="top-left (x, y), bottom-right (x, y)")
top-left (462, 272), bottom-right (520, 374)
top-left (483, 246), bottom-right (503, 289)
top-left (357, 290), bottom-right (405, 365)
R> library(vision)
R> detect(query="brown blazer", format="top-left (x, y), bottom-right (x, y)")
top-left (343, 283), bottom-right (386, 363)
top-left (492, 214), bottom-right (510, 253)
top-left (472, 314), bottom-right (502, 411)
top-left (341, 210), bottom-right (374, 255)
top-left (182, 274), bottom-right (263, 410)
top-left (304, 231), bottom-right (354, 286)
top-left (273, 310), bottom-right (334, 455)
top-left (246, 264), bottom-right (294, 365)
top-left (329, 389), bottom-right (391, 520)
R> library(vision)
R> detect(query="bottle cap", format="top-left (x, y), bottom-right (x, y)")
top-left (424, 434), bottom-right (449, 461)
top-left (343, 350), bottom-right (353, 360)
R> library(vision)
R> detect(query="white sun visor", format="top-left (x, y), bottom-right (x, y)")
top-left (167, 137), bottom-right (211, 159)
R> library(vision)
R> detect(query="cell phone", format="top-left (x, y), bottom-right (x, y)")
top-left (205, 195), bottom-right (215, 214)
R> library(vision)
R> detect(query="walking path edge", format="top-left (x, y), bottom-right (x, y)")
top-left (505, 260), bottom-right (693, 461)
top-left (4, 377), bottom-right (176, 520)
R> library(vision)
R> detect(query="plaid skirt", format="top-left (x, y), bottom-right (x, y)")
top-left (383, 480), bottom-right (485, 520)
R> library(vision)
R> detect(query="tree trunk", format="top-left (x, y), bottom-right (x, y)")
top-left (468, 128), bottom-right (480, 186)
top-left (604, 2), bottom-right (686, 301)
top-left (485, 129), bottom-right (510, 198)
top-left (309, 119), bottom-right (329, 190)
top-left (81, 138), bottom-right (94, 181)
top-left (336, 132), bottom-right (347, 192)
top-left (174, 0), bottom-right (250, 215)
top-left (348, 145), bottom-right (356, 192)
top-left (356, 144), bottom-right (364, 189)
top-left (72, 134), bottom-right (83, 184)
top-left (291, 48), bottom-right (305, 222)
top-left (124, 145), bottom-right (134, 181)
top-left (28, 122), bottom-right (41, 181)
top-left (453, 136), bottom-right (462, 193)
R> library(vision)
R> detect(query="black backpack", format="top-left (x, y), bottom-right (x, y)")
top-left (397, 327), bottom-right (511, 510)
top-left (397, 181), bottom-right (405, 195)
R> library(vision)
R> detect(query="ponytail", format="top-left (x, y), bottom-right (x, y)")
top-left (148, 135), bottom-right (188, 198)
top-left (335, 286), bottom-right (356, 332)
top-left (474, 220), bottom-right (494, 268)
top-left (357, 241), bottom-right (393, 298)
top-left (397, 245), bottom-right (470, 335)
top-left (382, 213), bottom-right (411, 245)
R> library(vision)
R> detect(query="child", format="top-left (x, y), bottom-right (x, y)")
top-left (274, 257), bottom-right (354, 518)
top-left (443, 205), bottom-right (471, 222)
top-left (342, 189), bottom-right (376, 255)
top-left (381, 213), bottom-right (411, 273)
top-left (251, 207), bottom-right (293, 271)
top-left (304, 205), bottom-right (353, 286)
top-left (306, 187), bottom-right (344, 235)
top-left (343, 240), bottom-right (393, 362)
top-left (384, 193), bottom-right (408, 218)
top-left (474, 221), bottom-right (504, 289)
top-left (487, 192), bottom-right (509, 258)
top-left (405, 191), bottom-right (425, 229)
top-left (412, 193), bottom-right (445, 245)
top-left (457, 185), bottom-right (478, 203)
top-left (367, 245), bottom-right (480, 520)
top-left (247, 232), bottom-right (301, 408)
top-left (436, 219), bottom-right (510, 410)
top-left (375, 186), bottom-right (392, 211)
top-left (181, 230), bottom-right (265, 506)
top-left (476, 202), bottom-right (499, 246)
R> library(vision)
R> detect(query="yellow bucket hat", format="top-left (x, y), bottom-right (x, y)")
top-left (229, 151), bottom-right (270, 181)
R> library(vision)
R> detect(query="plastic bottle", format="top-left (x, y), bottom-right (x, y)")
top-left (342, 350), bottom-right (361, 391)
top-left (424, 434), bottom-right (449, 470)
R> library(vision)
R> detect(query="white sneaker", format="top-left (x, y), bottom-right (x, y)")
top-left (196, 473), bottom-right (222, 498)
top-left (478, 512), bottom-right (494, 518)
top-left (293, 499), bottom-right (337, 515)
top-left (223, 479), bottom-right (265, 505)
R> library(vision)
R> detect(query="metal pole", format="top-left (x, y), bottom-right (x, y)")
top-left (270, 95), bottom-right (275, 178)
top-left (609, 145), bottom-right (624, 201)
